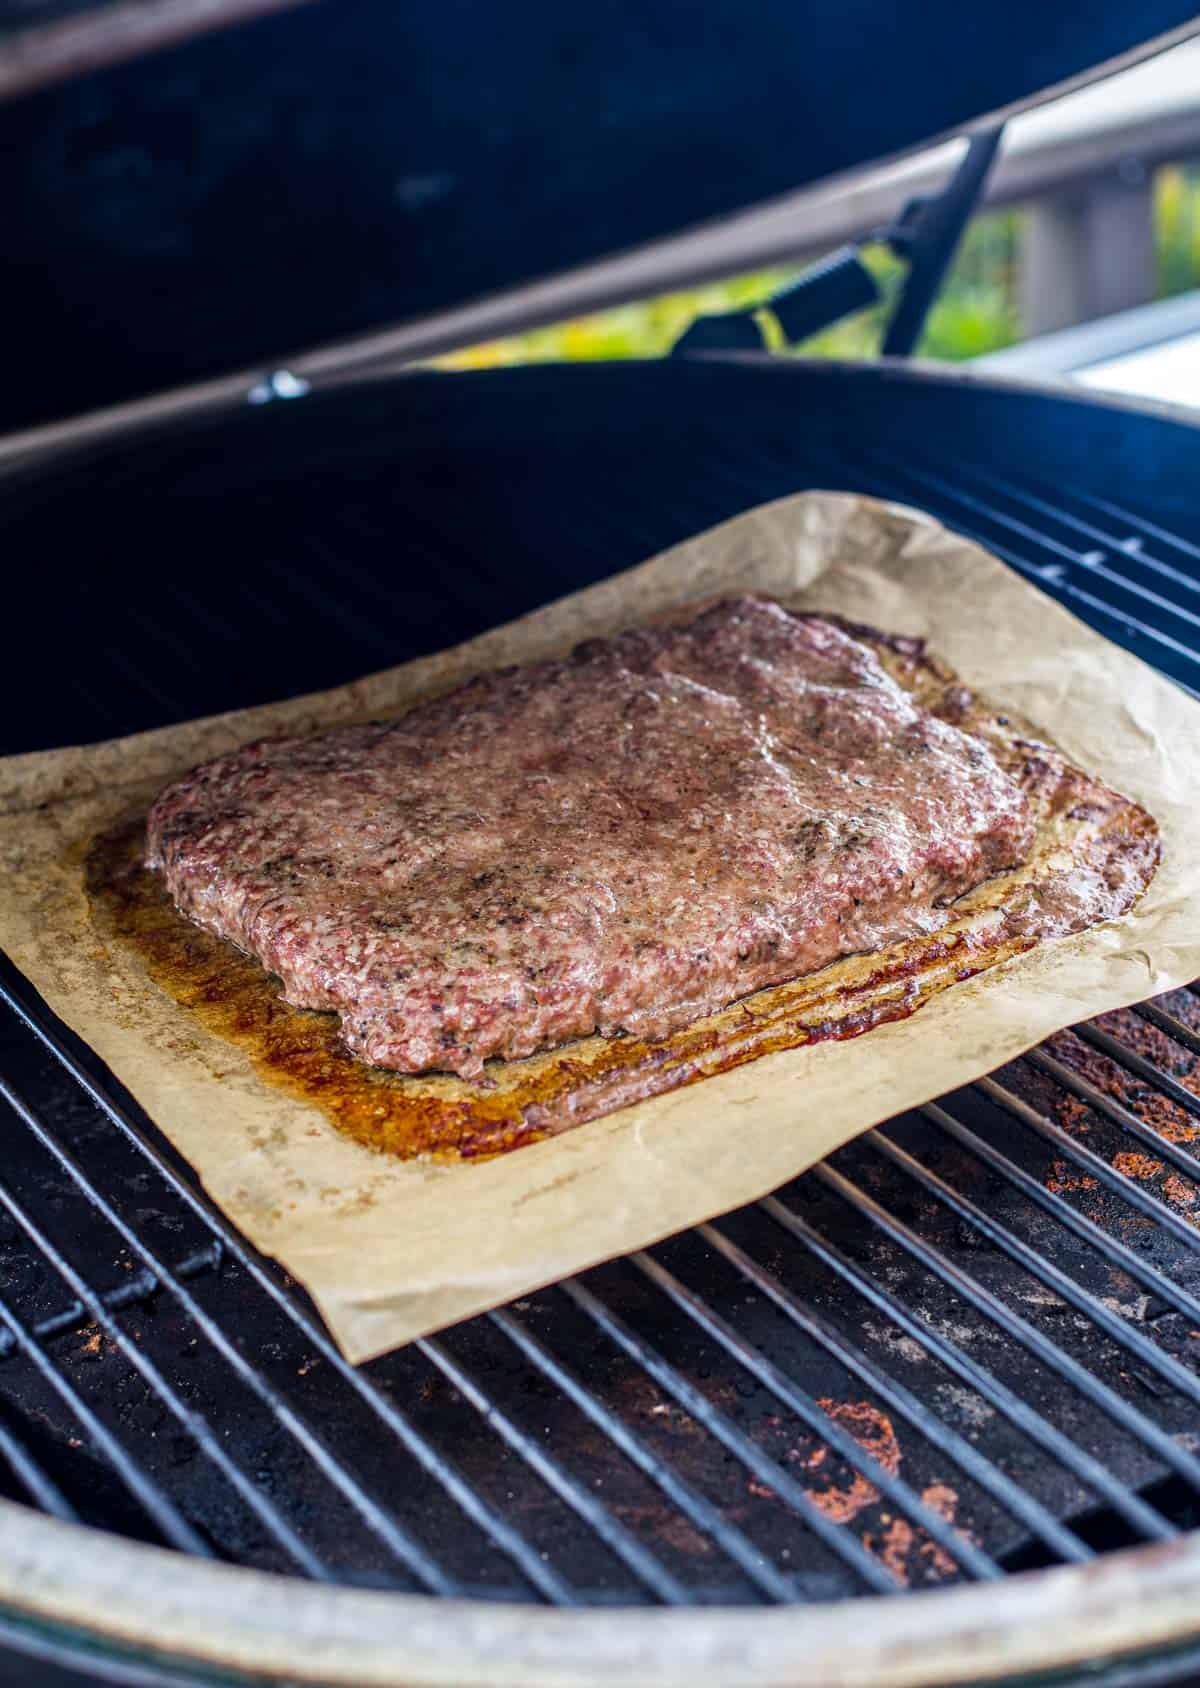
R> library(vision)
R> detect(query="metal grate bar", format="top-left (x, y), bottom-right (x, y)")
top-left (0, 974), bottom-right (571, 1605)
top-left (1073, 1023), bottom-right (1200, 1122)
top-left (1059, 488), bottom-right (1200, 565)
top-left (979, 1076), bottom-right (1200, 1254)
top-left (742, 432), bottom-right (1200, 681)
top-left (817, 1157), bottom-right (1199, 1497)
top-left (980, 547), bottom-right (1200, 684)
top-left (0, 1247), bottom-right (221, 1361)
top-left (119, 602), bottom-right (219, 690)
top-left (842, 446), bottom-right (1200, 683)
top-left (978, 476), bottom-right (1200, 600)
top-left (923, 1101), bottom-right (1200, 1328)
top-left (417, 1336), bottom-right (692, 1606)
top-left (0, 1418), bottom-right (78, 1522)
top-left (762, 1196), bottom-right (1175, 1540)
top-left (3, 1079), bottom-right (459, 1597)
top-left (624, 426), bottom-right (1200, 702)
top-left (1133, 1001), bottom-right (1200, 1059)
top-left (1026, 1045), bottom-right (1200, 1183)
top-left (888, 455), bottom-right (1200, 615)
top-left (0, 1116), bottom-right (332, 1580)
top-left (0, 1289), bottom-right (210, 1555)
top-left (321, 508), bottom-right (478, 620)
top-left (250, 549), bottom-right (403, 668)
top-left (489, 1305), bottom-right (801, 1602)
top-left (696, 1222), bottom-right (1091, 1565)
top-left (628, 1251), bottom-right (1001, 1582)
top-left (87, 633), bottom-right (187, 719)
top-left (860, 449), bottom-right (1200, 638)
top-left (554, 1281), bottom-right (899, 1595)
top-left (879, 1118), bottom-right (1200, 1427)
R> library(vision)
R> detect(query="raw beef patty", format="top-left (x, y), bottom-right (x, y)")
top-left (146, 597), bottom-right (1035, 1079)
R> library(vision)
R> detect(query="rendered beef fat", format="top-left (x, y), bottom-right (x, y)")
top-left (146, 598), bottom-right (1035, 1079)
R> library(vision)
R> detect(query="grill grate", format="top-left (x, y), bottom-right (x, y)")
top-left (5, 972), bottom-right (1200, 1602)
top-left (3, 372), bottom-right (1200, 1623)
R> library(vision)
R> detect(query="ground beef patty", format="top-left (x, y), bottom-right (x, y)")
top-left (146, 597), bottom-right (1035, 1080)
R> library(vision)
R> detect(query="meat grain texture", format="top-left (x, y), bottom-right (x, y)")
top-left (147, 598), bottom-right (1039, 1081)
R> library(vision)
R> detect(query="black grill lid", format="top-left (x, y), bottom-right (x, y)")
top-left (0, 0), bottom-right (1196, 433)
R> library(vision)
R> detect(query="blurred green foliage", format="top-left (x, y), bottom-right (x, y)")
top-left (1157, 163), bottom-right (1200, 298)
top-left (443, 163), bottom-right (1200, 371)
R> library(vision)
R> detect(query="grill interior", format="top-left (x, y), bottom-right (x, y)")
top-left (3, 357), bottom-right (1200, 1629)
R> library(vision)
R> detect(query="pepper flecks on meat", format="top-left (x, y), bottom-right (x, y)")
top-left (145, 598), bottom-right (1036, 1080)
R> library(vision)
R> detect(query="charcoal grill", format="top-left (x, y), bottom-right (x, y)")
top-left (5, 4), bottom-right (1200, 1684)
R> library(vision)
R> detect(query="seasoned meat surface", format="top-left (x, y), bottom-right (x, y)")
top-left (146, 598), bottom-right (1035, 1079)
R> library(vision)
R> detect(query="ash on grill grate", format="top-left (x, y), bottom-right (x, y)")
top-left (3, 956), bottom-right (1200, 1604)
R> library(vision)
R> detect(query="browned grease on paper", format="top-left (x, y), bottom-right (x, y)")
top-left (82, 625), bottom-right (1157, 1165)
top-left (86, 816), bottom-right (1036, 1161)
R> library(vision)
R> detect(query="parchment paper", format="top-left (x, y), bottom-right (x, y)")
top-left (2, 492), bottom-right (1199, 1365)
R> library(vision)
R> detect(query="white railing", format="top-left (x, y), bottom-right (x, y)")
top-left (711, 35), bottom-right (1200, 337)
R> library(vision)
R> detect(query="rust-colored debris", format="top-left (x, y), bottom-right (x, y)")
top-left (802, 1400), bottom-right (901, 1525)
top-left (1045, 1159), bottom-right (1098, 1195)
top-left (1112, 1151), bottom-right (1164, 1181)
top-left (1054, 1094), bottom-right (1093, 1135)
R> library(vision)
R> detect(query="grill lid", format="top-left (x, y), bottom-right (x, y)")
top-left (0, 0), bottom-right (1196, 433)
